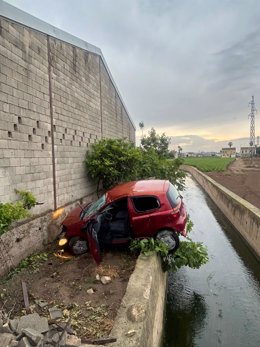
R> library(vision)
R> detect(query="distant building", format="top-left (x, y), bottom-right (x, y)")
top-left (221, 147), bottom-right (236, 158)
top-left (240, 146), bottom-right (256, 157)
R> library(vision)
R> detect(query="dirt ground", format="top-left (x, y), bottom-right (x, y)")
top-left (0, 245), bottom-right (136, 340)
top-left (207, 158), bottom-right (260, 209)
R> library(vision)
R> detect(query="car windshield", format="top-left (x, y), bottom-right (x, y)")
top-left (81, 194), bottom-right (106, 218)
top-left (167, 183), bottom-right (181, 208)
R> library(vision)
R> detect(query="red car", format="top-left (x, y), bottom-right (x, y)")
top-left (59, 180), bottom-right (187, 263)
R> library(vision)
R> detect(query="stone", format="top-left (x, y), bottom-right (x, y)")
top-left (125, 330), bottom-right (137, 337)
top-left (86, 288), bottom-right (94, 294)
top-left (9, 318), bottom-right (19, 333)
top-left (100, 276), bottom-right (111, 285)
top-left (21, 328), bottom-right (43, 345)
top-left (65, 334), bottom-right (81, 346)
top-left (0, 333), bottom-right (15, 347)
top-left (48, 307), bottom-right (63, 320)
top-left (17, 313), bottom-right (49, 334)
top-left (127, 303), bottom-right (146, 323)
top-left (0, 322), bottom-right (12, 333)
top-left (10, 341), bottom-right (19, 347)
top-left (18, 337), bottom-right (32, 347)
top-left (35, 300), bottom-right (48, 308)
top-left (95, 274), bottom-right (100, 281)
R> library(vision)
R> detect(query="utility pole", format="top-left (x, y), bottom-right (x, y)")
top-left (248, 96), bottom-right (256, 146)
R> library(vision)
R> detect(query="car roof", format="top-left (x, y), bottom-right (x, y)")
top-left (106, 180), bottom-right (170, 202)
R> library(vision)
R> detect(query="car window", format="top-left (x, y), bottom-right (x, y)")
top-left (167, 183), bottom-right (181, 208)
top-left (81, 194), bottom-right (106, 218)
top-left (132, 196), bottom-right (160, 212)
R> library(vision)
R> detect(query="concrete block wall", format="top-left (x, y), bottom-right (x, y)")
top-left (0, 14), bottom-right (135, 212)
top-left (0, 18), bottom-right (54, 211)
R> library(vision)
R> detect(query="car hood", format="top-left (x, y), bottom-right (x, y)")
top-left (63, 203), bottom-right (90, 227)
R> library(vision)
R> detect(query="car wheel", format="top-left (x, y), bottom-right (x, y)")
top-left (156, 230), bottom-right (179, 253)
top-left (69, 237), bottom-right (88, 255)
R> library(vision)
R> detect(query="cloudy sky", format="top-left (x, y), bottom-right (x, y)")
top-left (4, 0), bottom-right (260, 151)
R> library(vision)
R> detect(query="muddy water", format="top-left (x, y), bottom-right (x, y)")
top-left (162, 176), bottom-right (260, 347)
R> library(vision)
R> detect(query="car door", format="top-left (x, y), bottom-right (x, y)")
top-left (128, 196), bottom-right (160, 237)
top-left (86, 218), bottom-right (102, 265)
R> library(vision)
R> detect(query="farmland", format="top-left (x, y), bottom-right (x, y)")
top-left (182, 157), bottom-right (235, 172)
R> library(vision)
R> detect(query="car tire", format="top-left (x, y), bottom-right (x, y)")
top-left (69, 237), bottom-right (88, 255)
top-left (156, 230), bottom-right (179, 253)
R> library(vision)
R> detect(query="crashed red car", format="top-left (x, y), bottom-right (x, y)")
top-left (59, 180), bottom-right (187, 263)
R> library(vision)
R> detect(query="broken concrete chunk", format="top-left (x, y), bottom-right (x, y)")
top-left (9, 319), bottom-right (19, 333)
top-left (35, 300), bottom-right (48, 308)
top-left (66, 334), bottom-right (81, 346)
top-left (10, 341), bottom-right (19, 347)
top-left (0, 333), bottom-right (15, 347)
top-left (0, 322), bottom-right (12, 333)
top-left (100, 276), bottom-right (111, 285)
top-left (48, 306), bottom-right (63, 320)
top-left (86, 288), bottom-right (94, 294)
top-left (21, 328), bottom-right (43, 345)
top-left (17, 313), bottom-right (49, 334)
top-left (95, 274), bottom-right (100, 281)
top-left (18, 337), bottom-right (32, 347)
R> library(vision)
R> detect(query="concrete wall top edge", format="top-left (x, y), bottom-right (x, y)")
top-left (182, 165), bottom-right (260, 217)
top-left (0, 0), bottom-right (136, 130)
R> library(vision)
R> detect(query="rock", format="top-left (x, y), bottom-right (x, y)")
top-left (0, 322), bottom-right (12, 333)
top-left (35, 300), bottom-right (48, 308)
top-left (9, 319), bottom-right (19, 333)
top-left (95, 274), bottom-right (100, 281)
top-left (125, 329), bottom-right (137, 337)
top-left (100, 276), bottom-right (111, 285)
top-left (86, 288), bottom-right (94, 294)
top-left (10, 341), bottom-right (19, 347)
top-left (18, 337), bottom-right (32, 347)
top-left (21, 328), bottom-right (43, 345)
top-left (17, 313), bottom-right (49, 334)
top-left (127, 303), bottom-right (146, 322)
top-left (66, 334), bottom-right (81, 346)
top-left (48, 307), bottom-right (63, 320)
top-left (0, 333), bottom-right (15, 347)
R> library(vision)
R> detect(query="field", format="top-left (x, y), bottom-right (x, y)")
top-left (183, 157), bottom-right (235, 172)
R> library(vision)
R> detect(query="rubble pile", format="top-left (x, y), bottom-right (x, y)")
top-left (0, 311), bottom-right (82, 347)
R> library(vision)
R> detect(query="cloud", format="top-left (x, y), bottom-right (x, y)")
top-left (4, 0), bottom-right (260, 142)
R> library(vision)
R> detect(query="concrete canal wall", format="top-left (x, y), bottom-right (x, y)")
top-left (182, 165), bottom-right (260, 260)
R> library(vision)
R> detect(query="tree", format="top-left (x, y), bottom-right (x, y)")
top-left (139, 121), bottom-right (144, 138)
top-left (228, 141), bottom-right (233, 148)
top-left (141, 128), bottom-right (170, 157)
top-left (177, 146), bottom-right (182, 157)
top-left (85, 138), bottom-right (141, 192)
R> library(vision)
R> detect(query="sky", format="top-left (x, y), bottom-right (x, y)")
top-left (4, 0), bottom-right (260, 152)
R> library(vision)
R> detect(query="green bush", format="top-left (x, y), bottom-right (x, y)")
top-left (0, 190), bottom-right (37, 237)
top-left (85, 138), bottom-right (185, 191)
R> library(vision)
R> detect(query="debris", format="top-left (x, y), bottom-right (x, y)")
top-left (21, 328), bottom-right (43, 345)
top-left (17, 313), bottom-right (49, 334)
top-left (125, 329), bottom-right (136, 337)
top-left (95, 274), bottom-right (100, 281)
top-left (0, 333), bottom-right (15, 347)
top-left (66, 334), bottom-right (81, 346)
top-left (0, 322), bottom-right (12, 334)
top-left (48, 307), bottom-right (63, 320)
top-left (9, 319), bottom-right (19, 334)
top-left (81, 336), bottom-right (117, 345)
top-left (87, 288), bottom-right (94, 295)
top-left (100, 276), bottom-right (111, 285)
top-left (21, 282), bottom-right (30, 314)
top-left (35, 300), bottom-right (48, 309)
top-left (17, 337), bottom-right (31, 347)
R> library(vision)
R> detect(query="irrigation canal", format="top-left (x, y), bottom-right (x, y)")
top-left (162, 175), bottom-right (260, 347)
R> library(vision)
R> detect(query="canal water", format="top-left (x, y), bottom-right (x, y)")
top-left (162, 176), bottom-right (260, 347)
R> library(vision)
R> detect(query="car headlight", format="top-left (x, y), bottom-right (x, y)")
top-left (58, 238), bottom-right (68, 247)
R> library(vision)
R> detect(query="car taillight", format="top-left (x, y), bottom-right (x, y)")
top-left (171, 206), bottom-right (180, 217)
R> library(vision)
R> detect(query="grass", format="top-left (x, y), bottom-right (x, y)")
top-left (183, 157), bottom-right (235, 172)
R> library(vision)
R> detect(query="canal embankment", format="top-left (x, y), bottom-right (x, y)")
top-left (181, 165), bottom-right (260, 260)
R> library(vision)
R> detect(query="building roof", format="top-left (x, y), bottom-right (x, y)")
top-left (221, 148), bottom-right (236, 151)
top-left (0, 0), bottom-right (135, 129)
